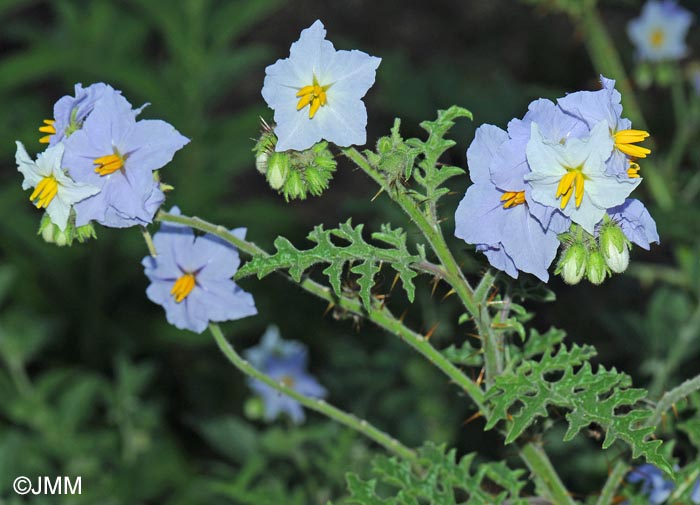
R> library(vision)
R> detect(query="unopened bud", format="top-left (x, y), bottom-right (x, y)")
top-left (586, 250), bottom-right (609, 285)
top-left (599, 222), bottom-right (630, 273)
top-left (557, 243), bottom-right (587, 285)
top-left (266, 152), bottom-right (290, 190)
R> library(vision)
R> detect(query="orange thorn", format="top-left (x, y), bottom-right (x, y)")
top-left (441, 288), bottom-right (456, 301)
top-left (371, 187), bottom-right (384, 202)
top-left (430, 277), bottom-right (439, 297)
top-left (322, 302), bottom-right (335, 317)
top-left (424, 322), bottom-right (440, 340)
top-left (390, 272), bottom-right (400, 293)
top-left (467, 332), bottom-right (482, 341)
top-left (487, 289), bottom-right (498, 303)
top-left (476, 367), bottom-right (485, 387)
top-left (398, 309), bottom-right (408, 323)
top-left (671, 403), bottom-right (679, 420)
top-left (462, 411), bottom-right (483, 426)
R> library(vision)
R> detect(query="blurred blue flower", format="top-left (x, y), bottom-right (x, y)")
top-left (40, 83), bottom-right (133, 146)
top-left (692, 478), bottom-right (700, 504)
top-left (526, 120), bottom-right (640, 234)
top-left (558, 76), bottom-right (650, 179)
top-left (15, 141), bottom-right (99, 231)
top-left (628, 0), bottom-right (693, 62)
top-left (245, 327), bottom-right (327, 423)
top-left (627, 464), bottom-right (674, 504)
top-left (142, 207), bottom-right (257, 333)
top-left (455, 123), bottom-right (568, 282)
top-left (606, 198), bottom-right (660, 249)
top-left (63, 92), bottom-right (189, 228)
top-left (262, 19), bottom-right (381, 151)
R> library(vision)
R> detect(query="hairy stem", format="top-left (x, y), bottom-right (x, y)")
top-left (648, 373), bottom-right (700, 428)
top-left (595, 461), bottom-right (628, 505)
top-left (341, 147), bottom-right (503, 386)
top-left (209, 323), bottom-right (418, 462)
top-left (520, 442), bottom-right (577, 505)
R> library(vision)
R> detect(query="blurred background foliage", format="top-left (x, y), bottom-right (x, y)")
top-left (0, 0), bottom-right (699, 503)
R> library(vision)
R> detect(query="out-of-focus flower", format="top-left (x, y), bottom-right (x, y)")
top-left (142, 207), bottom-right (257, 333)
top-left (15, 141), bottom-right (99, 231)
top-left (692, 478), bottom-right (700, 504)
top-left (606, 198), bottom-right (660, 249)
top-left (245, 327), bottom-right (326, 423)
top-left (627, 464), bottom-right (675, 504)
top-left (628, 0), bottom-right (693, 62)
top-left (262, 20), bottom-right (381, 151)
top-left (455, 124), bottom-right (568, 282)
top-left (63, 93), bottom-right (189, 228)
top-left (525, 120), bottom-right (640, 234)
top-left (39, 83), bottom-right (133, 146)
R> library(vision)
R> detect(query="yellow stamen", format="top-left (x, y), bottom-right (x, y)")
top-left (500, 190), bottom-right (526, 209)
top-left (39, 119), bottom-right (56, 144)
top-left (614, 129), bottom-right (651, 158)
top-left (628, 161), bottom-right (641, 179)
top-left (170, 273), bottom-right (196, 303)
top-left (281, 375), bottom-right (296, 387)
top-left (296, 76), bottom-right (330, 119)
top-left (555, 169), bottom-right (585, 209)
top-left (94, 153), bottom-right (125, 176)
top-left (29, 176), bottom-right (59, 209)
top-left (650, 28), bottom-right (665, 48)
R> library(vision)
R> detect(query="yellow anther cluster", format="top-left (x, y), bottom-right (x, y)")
top-left (556, 170), bottom-right (585, 209)
top-left (30, 176), bottom-right (59, 209)
top-left (39, 119), bottom-right (56, 144)
top-left (500, 191), bottom-right (526, 209)
top-left (296, 76), bottom-right (330, 119)
top-left (171, 273), bottom-right (196, 303)
top-left (94, 153), bottom-right (125, 176)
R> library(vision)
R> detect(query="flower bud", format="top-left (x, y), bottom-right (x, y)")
top-left (557, 243), bottom-right (587, 285)
top-left (283, 168), bottom-right (306, 201)
top-left (586, 250), bottom-right (609, 285)
top-left (38, 212), bottom-right (96, 247)
top-left (255, 150), bottom-right (269, 175)
top-left (266, 152), bottom-right (290, 190)
top-left (599, 221), bottom-right (630, 273)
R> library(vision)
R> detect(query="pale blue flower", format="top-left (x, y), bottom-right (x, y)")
top-left (63, 92), bottom-right (189, 228)
top-left (261, 20), bottom-right (381, 152)
top-left (627, 464), bottom-right (674, 504)
top-left (142, 207), bottom-right (257, 333)
top-left (15, 141), bottom-right (99, 231)
top-left (40, 83), bottom-right (133, 146)
top-left (525, 120), bottom-right (640, 233)
top-left (245, 329), bottom-right (326, 424)
top-left (455, 124), bottom-right (568, 282)
top-left (606, 198), bottom-right (659, 249)
top-left (558, 76), bottom-right (649, 179)
top-left (628, 0), bottom-right (693, 62)
top-left (692, 478), bottom-right (700, 504)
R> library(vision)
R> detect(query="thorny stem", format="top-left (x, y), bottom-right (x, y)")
top-left (595, 461), bottom-right (628, 505)
top-left (341, 147), bottom-right (503, 386)
top-left (648, 373), bottom-right (700, 429)
top-left (520, 442), bottom-right (577, 505)
top-left (208, 323), bottom-right (418, 463)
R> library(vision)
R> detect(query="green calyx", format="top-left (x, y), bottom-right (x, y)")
top-left (598, 218), bottom-right (630, 274)
top-left (38, 213), bottom-right (97, 247)
top-left (253, 123), bottom-right (337, 202)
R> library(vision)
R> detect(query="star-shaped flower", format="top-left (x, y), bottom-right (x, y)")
top-left (15, 141), bottom-right (99, 231)
top-left (142, 208), bottom-right (257, 333)
top-left (628, 0), bottom-right (693, 62)
top-left (63, 93), bottom-right (189, 228)
top-left (525, 120), bottom-right (640, 233)
top-left (261, 20), bottom-right (381, 152)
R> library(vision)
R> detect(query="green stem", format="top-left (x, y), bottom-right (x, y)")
top-left (648, 373), bottom-right (700, 428)
top-left (648, 300), bottom-right (700, 397)
top-left (575, 5), bottom-right (674, 210)
top-left (519, 442), bottom-right (577, 505)
top-left (341, 147), bottom-right (502, 386)
top-left (595, 461), bottom-right (627, 505)
top-left (141, 227), bottom-right (157, 257)
top-left (208, 323), bottom-right (418, 463)
top-left (156, 211), bottom-right (486, 412)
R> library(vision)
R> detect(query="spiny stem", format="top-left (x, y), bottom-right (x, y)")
top-left (595, 461), bottom-right (628, 505)
top-left (156, 211), bottom-right (486, 411)
top-left (648, 373), bottom-right (700, 428)
top-left (341, 147), bottom-right (502, 387)
top-left (208, 323), bottom-right (417, 463)
top-left (519, 442), bottom-right (577, 505)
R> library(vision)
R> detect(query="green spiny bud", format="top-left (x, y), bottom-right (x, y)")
top-left (599, 221), bottom-right (630, 274)
top-left (283, 168), bottom-right (306, 201)
top-left (38, 212), bottom-right (96, 247)
top-left (586, 249), bottom-right (609, 285)
top-left (75, 223), bottom-right (97, 243)
top-left (557, 242), bottom-right (587, 285)
top-left (266, 152), bottom-right (290, 190)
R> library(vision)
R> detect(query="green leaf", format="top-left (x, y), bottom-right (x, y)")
top-left (485, 344), bottom-right (671, 473)
top-left (237, 220), bottom-right (424, 309)
top-left (344, 442), bottom-right (527, 505)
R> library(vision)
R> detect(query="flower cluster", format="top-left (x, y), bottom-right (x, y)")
top-left (627, 464), bottom-right (700, 504)
top-left (142, 207), bottom-right (257, 333)
top-left (17, 83), bottom-right (189, 241)
top-left (455, 76), bottom-right (658, 284)
top-left (244, 326), bottom-right (327, 424)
